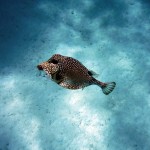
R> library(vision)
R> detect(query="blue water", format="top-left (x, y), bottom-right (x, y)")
top-left (0, 0), bottom-right (150, 150)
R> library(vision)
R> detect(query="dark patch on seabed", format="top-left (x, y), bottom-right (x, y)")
top-left (0, 0), bottom-right (150, 150)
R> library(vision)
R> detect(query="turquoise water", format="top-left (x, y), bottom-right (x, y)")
top-left (0, 0), bottom-right (150, 150)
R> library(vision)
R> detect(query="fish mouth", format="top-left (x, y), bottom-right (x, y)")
top-left (36, 65), bottom-right (49, 77)
top-left (37, 62), bottom-right (59, 79)
top-left (37, 65), bottom-right (43, 70)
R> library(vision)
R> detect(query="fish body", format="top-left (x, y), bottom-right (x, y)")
top-left (37, 54), bottom-right (116, 95)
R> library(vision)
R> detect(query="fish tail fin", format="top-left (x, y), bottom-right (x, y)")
top-left (101, 82), bottom-right (116, 95)
top-left (93, 79), bottom-right (116, 95)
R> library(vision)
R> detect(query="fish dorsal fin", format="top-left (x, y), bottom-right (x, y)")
top-left (88, 70), bottom-right (99, 77)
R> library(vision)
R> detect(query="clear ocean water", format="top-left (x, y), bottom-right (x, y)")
top-left (0, 0), bottom-right (150, 150)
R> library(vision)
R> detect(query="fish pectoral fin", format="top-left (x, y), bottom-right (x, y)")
top-left (51, 71), bottom-right (64, 83)
top-left (58, 78), bottom-right (84, 90)
top-left (88, 70), bottom-right (99, 77)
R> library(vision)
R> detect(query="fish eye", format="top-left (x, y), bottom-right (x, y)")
top-left (48, 59), bottom-right (58, 64)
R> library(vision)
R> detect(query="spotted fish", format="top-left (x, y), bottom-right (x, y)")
top-left (37, 54), bottom-right (116, 95)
